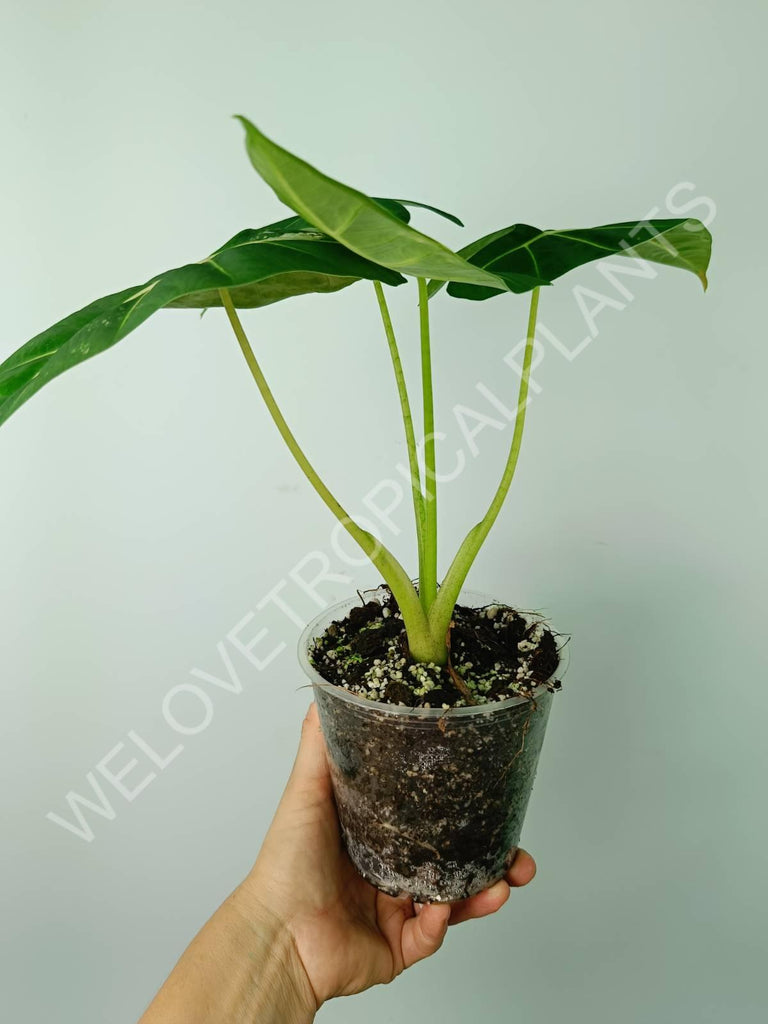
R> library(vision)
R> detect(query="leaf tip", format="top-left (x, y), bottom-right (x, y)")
top-left (232, 114), bottom-right (256, 134)
top-left (698, 270), bottom-right (709, 292)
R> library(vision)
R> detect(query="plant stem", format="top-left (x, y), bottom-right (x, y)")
top-left (428, 287), bottom-right (541, 643)
top-left (418, 278), bottom-right (438, 613)
top-left (373, 281), bottom-right (425, 577)
top-left (218, 288), bottom-right (441, 663)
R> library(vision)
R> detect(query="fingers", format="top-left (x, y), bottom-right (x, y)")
top-left (285, 703), bottom-right (333, 799)
top-left (447, 878), bottom-right (510, 926)
top-left (447, 849), bottom-right (536, 926)
top-left (401, 902), bottom-right (451, 968)
top-left (506, 848), bottom-right (536, 887)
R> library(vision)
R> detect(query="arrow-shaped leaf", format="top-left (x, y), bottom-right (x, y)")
top-left (0, 215), bottom-right (410, 427)
top-left (166, 197), bottom-right (463, 309)
top-left (236, 117), bottom-right (540, 291)
top-left (429, 218), bottom-right (711, 300)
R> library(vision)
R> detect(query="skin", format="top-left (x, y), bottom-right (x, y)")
top-left (140, 703), bottom-right (537, 1023)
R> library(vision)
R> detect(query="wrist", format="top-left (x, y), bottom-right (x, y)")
top-left (141, 882), bottom-right (318, 1024)
top-left (229, 882), bottom-right (318, 1023)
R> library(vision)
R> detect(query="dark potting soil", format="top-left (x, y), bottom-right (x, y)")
top-left (314, 676), bottom-right (554, 901)
top-left (309, 589), bottom-right (565, 901)
top-left (309, 588), bottom-right (564, 709)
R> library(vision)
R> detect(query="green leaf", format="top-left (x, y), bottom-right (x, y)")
top-left (621, 221), bottom-right (711, 288)
top-left (430, 219), bottom-right (712, 300)
top-left (235, 117), bottom-right (532, 290)
top-left (392, 199), bottom-right (464, 227)
top-left (0, 218), bottom-right (408, 427)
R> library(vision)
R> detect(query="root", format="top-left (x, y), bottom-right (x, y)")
top-left (446, 662), bottom-right (478, 706)
top-left (496, 699), bottom-right (537, 785)
top-left (378, 822), bottom-right (442, 859)
top-left (444, 621), bottom-right (479, 706)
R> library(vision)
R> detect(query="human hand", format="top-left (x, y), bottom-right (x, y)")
top-left (237, 702), bottom-right (537, 1011)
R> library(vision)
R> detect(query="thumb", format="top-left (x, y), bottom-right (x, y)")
top-left (401, 903), bottom-right (451, 968)
top-left (287, 702), bottom-right (332, 794)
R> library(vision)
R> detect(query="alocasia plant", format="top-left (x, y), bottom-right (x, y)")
top-left (0, 118), bottom-right (712, 666)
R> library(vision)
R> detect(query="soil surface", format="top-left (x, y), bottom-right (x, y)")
top-left (309, 588), bottom-right (564, 708)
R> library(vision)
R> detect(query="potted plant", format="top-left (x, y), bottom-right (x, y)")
top-left (1, 118), bottom-right (711, 903)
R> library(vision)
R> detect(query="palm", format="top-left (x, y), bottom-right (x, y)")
top-left (296, 851), bottom-right (415, 996)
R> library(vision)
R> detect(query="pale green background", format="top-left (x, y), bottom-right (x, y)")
top-left (1, 1), bottom-right (766, 1021)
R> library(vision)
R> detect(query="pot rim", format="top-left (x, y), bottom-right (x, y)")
top-left (297, 589), bottom-right (568, 720)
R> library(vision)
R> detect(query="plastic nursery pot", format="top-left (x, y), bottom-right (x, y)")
top-left (298, 590), bottom-right (561, 903)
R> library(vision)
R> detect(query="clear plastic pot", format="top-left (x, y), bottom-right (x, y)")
top-left (298, 590), bottom-right (560, 903)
